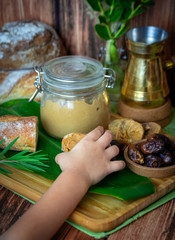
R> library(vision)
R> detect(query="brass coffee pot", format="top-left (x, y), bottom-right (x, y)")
top-left (121, 26), bottom-right (169, 108)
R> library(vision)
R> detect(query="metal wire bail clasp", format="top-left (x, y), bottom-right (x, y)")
top-left (104, 68), bottom-right (116, 88)
top-left (28, 66), bottom-right (44, 102)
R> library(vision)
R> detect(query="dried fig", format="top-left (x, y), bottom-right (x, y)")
top-left (109, 119), bottom-right (144, 144)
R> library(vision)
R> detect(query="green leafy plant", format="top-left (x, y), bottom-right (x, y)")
top-left (86, 0), bottom-right (154, 102)
top-left (0, 137), bottom-right (49, 175)
top-left (86, 0), bottom-right (154, 41)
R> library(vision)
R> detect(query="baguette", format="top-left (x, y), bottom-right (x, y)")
top-left (0, 115), bottom-right (38, 152)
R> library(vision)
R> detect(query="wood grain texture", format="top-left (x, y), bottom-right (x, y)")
top-left (0, 0), bottom-right (54, 27)
top-left (55, 0), bottom-right (175, 60)
top-left (108, 200), bottom-right (175, 240)
top-left (0, 165), bottom-right (174, 232)
top-left (69, 177), bottom-right (175, 232)
top-left (0, 186), bottom-right (174, 240)
top-left (0, 0), bottom-right (175, 105)
top-left (0, 0), bottom-right (175, 60)
top-left (55, 0), bottom-right (105, 58)
top-left (0, 186), bottom-right (31, 234)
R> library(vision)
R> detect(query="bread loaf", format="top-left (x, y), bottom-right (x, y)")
top-left (0, 20), bottom-right (66, 70)
top-left (0, 115), bottom-right (38, 152)
top-left (0, 70), bottom-right (42, 103)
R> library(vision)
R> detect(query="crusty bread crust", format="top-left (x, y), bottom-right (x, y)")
top-left (0, 20), bottom-right (66, 103)
top-left (0, 70), bottom-right (41, 103)
top-left (0, 115), bottom-right (38, 152)
top-left (0, 20), bottom-right (66, 70)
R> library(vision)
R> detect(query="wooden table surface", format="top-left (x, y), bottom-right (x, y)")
top-left (0, 185), bottom-right (175, 240)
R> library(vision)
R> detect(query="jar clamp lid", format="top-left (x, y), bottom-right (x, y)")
top-left (29, 56), bottom-right (115, 102)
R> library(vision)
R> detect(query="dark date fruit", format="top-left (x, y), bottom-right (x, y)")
top-left (140, 140), bottom-right (155, 154)
top-left (110, 140), bottom-right (126, 161)
top-left (111, 140), bottom-right (126, 153)
top-left (148, 133), bottom-right (173, 148)
top-left (128, 143), bottom-right (144, 165)
top-left (145, 154), bottom-right (164, 168)
top-left (169, 141), bottom-right (175, 151)
top-left (159, 150), bottom-right (174, 166)
top-left (127, 133), bottom-right (175, 168)
top-left (140, 138), bottom-right (165, 154)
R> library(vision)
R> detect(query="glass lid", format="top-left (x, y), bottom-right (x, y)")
top-left (43, 56), bottom-right (104, 89)
top-left (28, 56), bottom-right (115, 102)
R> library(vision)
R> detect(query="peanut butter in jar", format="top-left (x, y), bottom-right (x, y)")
top-left (34, 56), bottom-right (115, 138)
top-left (41, 90), bottom-right (110, 138)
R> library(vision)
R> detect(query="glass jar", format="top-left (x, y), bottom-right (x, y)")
top-left (30, 56), bottom-right (115, 138)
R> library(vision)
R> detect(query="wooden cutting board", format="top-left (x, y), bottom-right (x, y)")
top-left (0, 112), bottom-right (175, 232)
top-left (0, 165), bottom-right (175, 232)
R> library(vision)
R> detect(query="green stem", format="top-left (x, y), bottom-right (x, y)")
top-left (105, 39), bottom-right (119, 64)
top-left (128, 4), bottom-right (142, 20)
top-left (0, 160), bottom-right (19, 163)
top-left (98, 0), bottom-right (105, 16)
top-left (113, 3), bottom-right (142, 40)
top-left (113, 21), bottom-right (127, 39)
top-left (109, 0), bottom-right (115, 15)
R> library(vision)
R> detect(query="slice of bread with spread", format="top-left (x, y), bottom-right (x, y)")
top-left (62, 133), bottom-right (86, 152)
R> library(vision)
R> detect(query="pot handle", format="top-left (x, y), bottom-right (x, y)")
top-left (164, 56), bottom-right (175, 70)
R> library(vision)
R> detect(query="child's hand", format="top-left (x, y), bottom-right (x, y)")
top-left (55, 126), bottom-right (126, 186)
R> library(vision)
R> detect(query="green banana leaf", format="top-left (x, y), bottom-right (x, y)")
top-left (0, 99), bottom-right (155, 200)
top-left (89, 167), bottom-right (155, 200)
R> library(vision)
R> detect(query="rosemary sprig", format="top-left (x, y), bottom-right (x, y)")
top-left (0, 137), bottom-right (49, 175)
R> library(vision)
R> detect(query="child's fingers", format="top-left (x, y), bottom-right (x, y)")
top-left (55, 152), bottom-right (64, 165)
top-left (85, 126), bottom-right (104, 141)
top-left (105, 145), bottom-right (119, 159)
top-left (108, 160), bottom-right (126, 173)
top-left (97, 130), bottom-right (113, 148)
